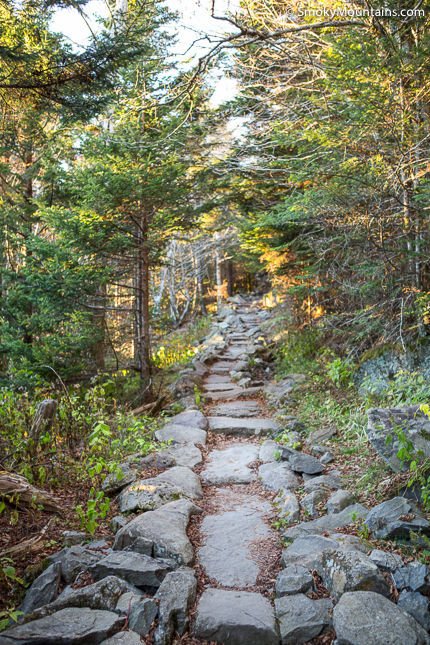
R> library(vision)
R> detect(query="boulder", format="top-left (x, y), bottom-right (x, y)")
top-left (320, 548), bottom-right (390, 599)
top-left (100, 633), bottom-right (142, 645)
top-left (369, 549), bottom-right (403, 572)
top-left (153, 568), bottom-right (197, 645)
top-left (258, 462), bottom-right (300, 492)
top-left (194, 588), bottom-right (279, 645)
top-left (128, 598), bottom-right (158, 636)
top-left (275, 565), bottom-right (313, 597)
top-left (281, 535), bottom-right (340, 570)
top-left (308, 427), bottom-right (337, 444)
top-left (102, 464), bottom-right (138, 496)
top-left (90, 552), bottom-right (170, 591)
top-left (275, 491), bottom-right (300, 524)
top-left (393, 562), bottom-right (430, 593)
top-left (275, 594), bottom-right (332, 644)
top-left (301, 490), bottom-right (329, 518)
top-left (333, 591), bottom-right (430, 645)
top-left (155, 466), bottom-right (202, 499)
top-left (160, 443), bottom-right (202, 468)
top-left (114, 499), bottom-right (201, 565)
top-left (116, 591), bottom-right (143, 614)
top-left (168, 409), bottom-right (208, 430)
top-left (20, 563), bottom-right (61, 615)
top-left (283, 503), bottom-right (368, 540)
top-left (50, 545), bottom-right (107, 584)
top-left (367, 406), bottom-right (430, 472)
top-left (398, 591), bottom-right (430, 631)
top-left (259, 440), bottom-right (281, 463)
top-left (326, 489), bottom-right (355, 514)
top-left (28, 576), bottom-right (133, 619)
top-left (62, 531), bottom-right (87, 547)
top-left (0, 608), bottom-right (125, 644)
top-left (303, 473), bottom-right (342, 493)
top-left (282, 450), bottom-right (324, 475)
top-left (365, 497), bottom-right (430, 540)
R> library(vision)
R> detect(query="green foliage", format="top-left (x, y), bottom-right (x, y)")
top-left (326, 358), bottom-right (355, 389)
top-left (275, 327), bottom-right (322, 375)
top-left (75, 489), bottom-right (111, 536)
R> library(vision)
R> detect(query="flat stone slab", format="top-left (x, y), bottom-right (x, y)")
top-left (114, 499), bottom-right (200, 566)
top-left (211, 400), bottom-right (262, 417)
top-left (155, 424), bottom-right (207, 446)
top-left (201, 444), bottom-right (259, 485)
top-left (0, 608), bottom-right (124, 644)
top-left (204, 387), bottom-right (262, 402)
top-left (194, 588), bottom-right (279, 645)
top-left (203, 382), bottom-right (239, 392)
top-left (205, 374), bottom-right (237, 384)
top-left (258, 462), bottom-right (301, 492)
top-left (208, 416), bottom-right (279, 437)
top-left (198, 490), bottom-right (273, 587)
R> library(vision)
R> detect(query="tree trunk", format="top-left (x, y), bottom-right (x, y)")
top-left (226, 259), bottom-right (234, 297)
top-left (135, 211), bottom-right (153, 400)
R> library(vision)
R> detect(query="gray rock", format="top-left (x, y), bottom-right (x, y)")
top-left (367, 406), bottom-right (430, 472)
top-left (308, 427), bottom-right (337, 444)
top-left (155, 423), bottom-right (207, 446)
top-left (20, 564), bottom-right (61, 615)
top-left (118, 479), bottom-right (184, 514)
top-left (281, 535), bottom-right (340, 570)
top-left (275, 490), bottom-right (300, 524)
top-left (326, 489), bottom-right (355, 514)
top-left (0, 608), bottom-right (125, 644)
top-left (258, 462), bottom-right (300, 492)
top-left (128, 598), bottom-right (158, 635)
top-left (369, 549), bottom-right (403, 572)
top-left (202, 444), bottom-right (258, 485)
top-left (154, 568), bottom-right (196, 645)
top-left (320, 548), bottom-right (390, 599)
top-left (303, 473), bottom-right (342, 492)
top-left (122, 537), bottom-right (153, 556)
top-left (101, 633), bottom-right (142, 645)
top-left (110, 516), bottom-right (128, 533)
top-left (102, 464), bottom-right (137, 495)
top-left (155, 466), bottom-right (202, 498)
top-left (259, 440), bottom-right (281, 463)
top-left (333, 591), bottom-right (430, 645)
top-left (168, 409), bottom-right (208, 430)
top-left (208, 416), bottom-right (279, 437)
top-left (194, 588), bottom-right (278, 645)
top-left (398, 591), bottom-right (430, 631)
top-left (114, 499), bottom-right (201, 565)
top-left (301, 490), bottom-right (329, 518)
top-left (50, 545), bottom-right (107, 584)
top-left (365, 497), bottom-right (430, 540)
top-left (264, 378), bottom-right (296, 404)
top-left (198, 491), bottom-right (273, 587)
top-left (62, 531), bottom-right (87, 547)
top-left (204, 386), bottom-right (262, 402)
top-left (283, 450), bottom-right (324, 475)
top-left (275, 565), bottom-right (313, 596)
top-left (161, 443), bottom-right (202, 468)
top-left (283, 504), bottom-right (368, 540)
top-left (320, 451), bottom-right (334, 464)
top-left (211, 400), bottom-right (262, 418)
top-left (90, 552), bottom-right (170, 591)
top-left (275, 594), bottom-right (332, 644)
top-left (394, 562), bottom-right (430, 593)
top-left (115, 591), bottom-right (143, 614)
top-left (29, 576), bottom-right (133, 618)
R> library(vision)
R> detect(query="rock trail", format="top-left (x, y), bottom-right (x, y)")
top-left (2, 297), bottom-right (430, 644)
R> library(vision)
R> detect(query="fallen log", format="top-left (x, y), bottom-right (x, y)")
top-left (0, 471), bottom-right (63, 514)
top-left (0, 520), bottom-right (53, 557)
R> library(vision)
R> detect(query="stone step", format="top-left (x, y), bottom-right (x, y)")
top-left (204, 387), bottom-right (262, 402)
top-left (194, 588), bottom-right (279, 645)
top-left (205, 374), bottom-right (236, 384)
top-left (201, 444), bottom-right (259, 485)
top-left (203, 382), bottom-right (238, 392)
top-left (198, 489), bottom-right (276, 587)
top-left (208, 416), bottom-right (279, 436)
top-left (211, 400), bottom-right (263, 417)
